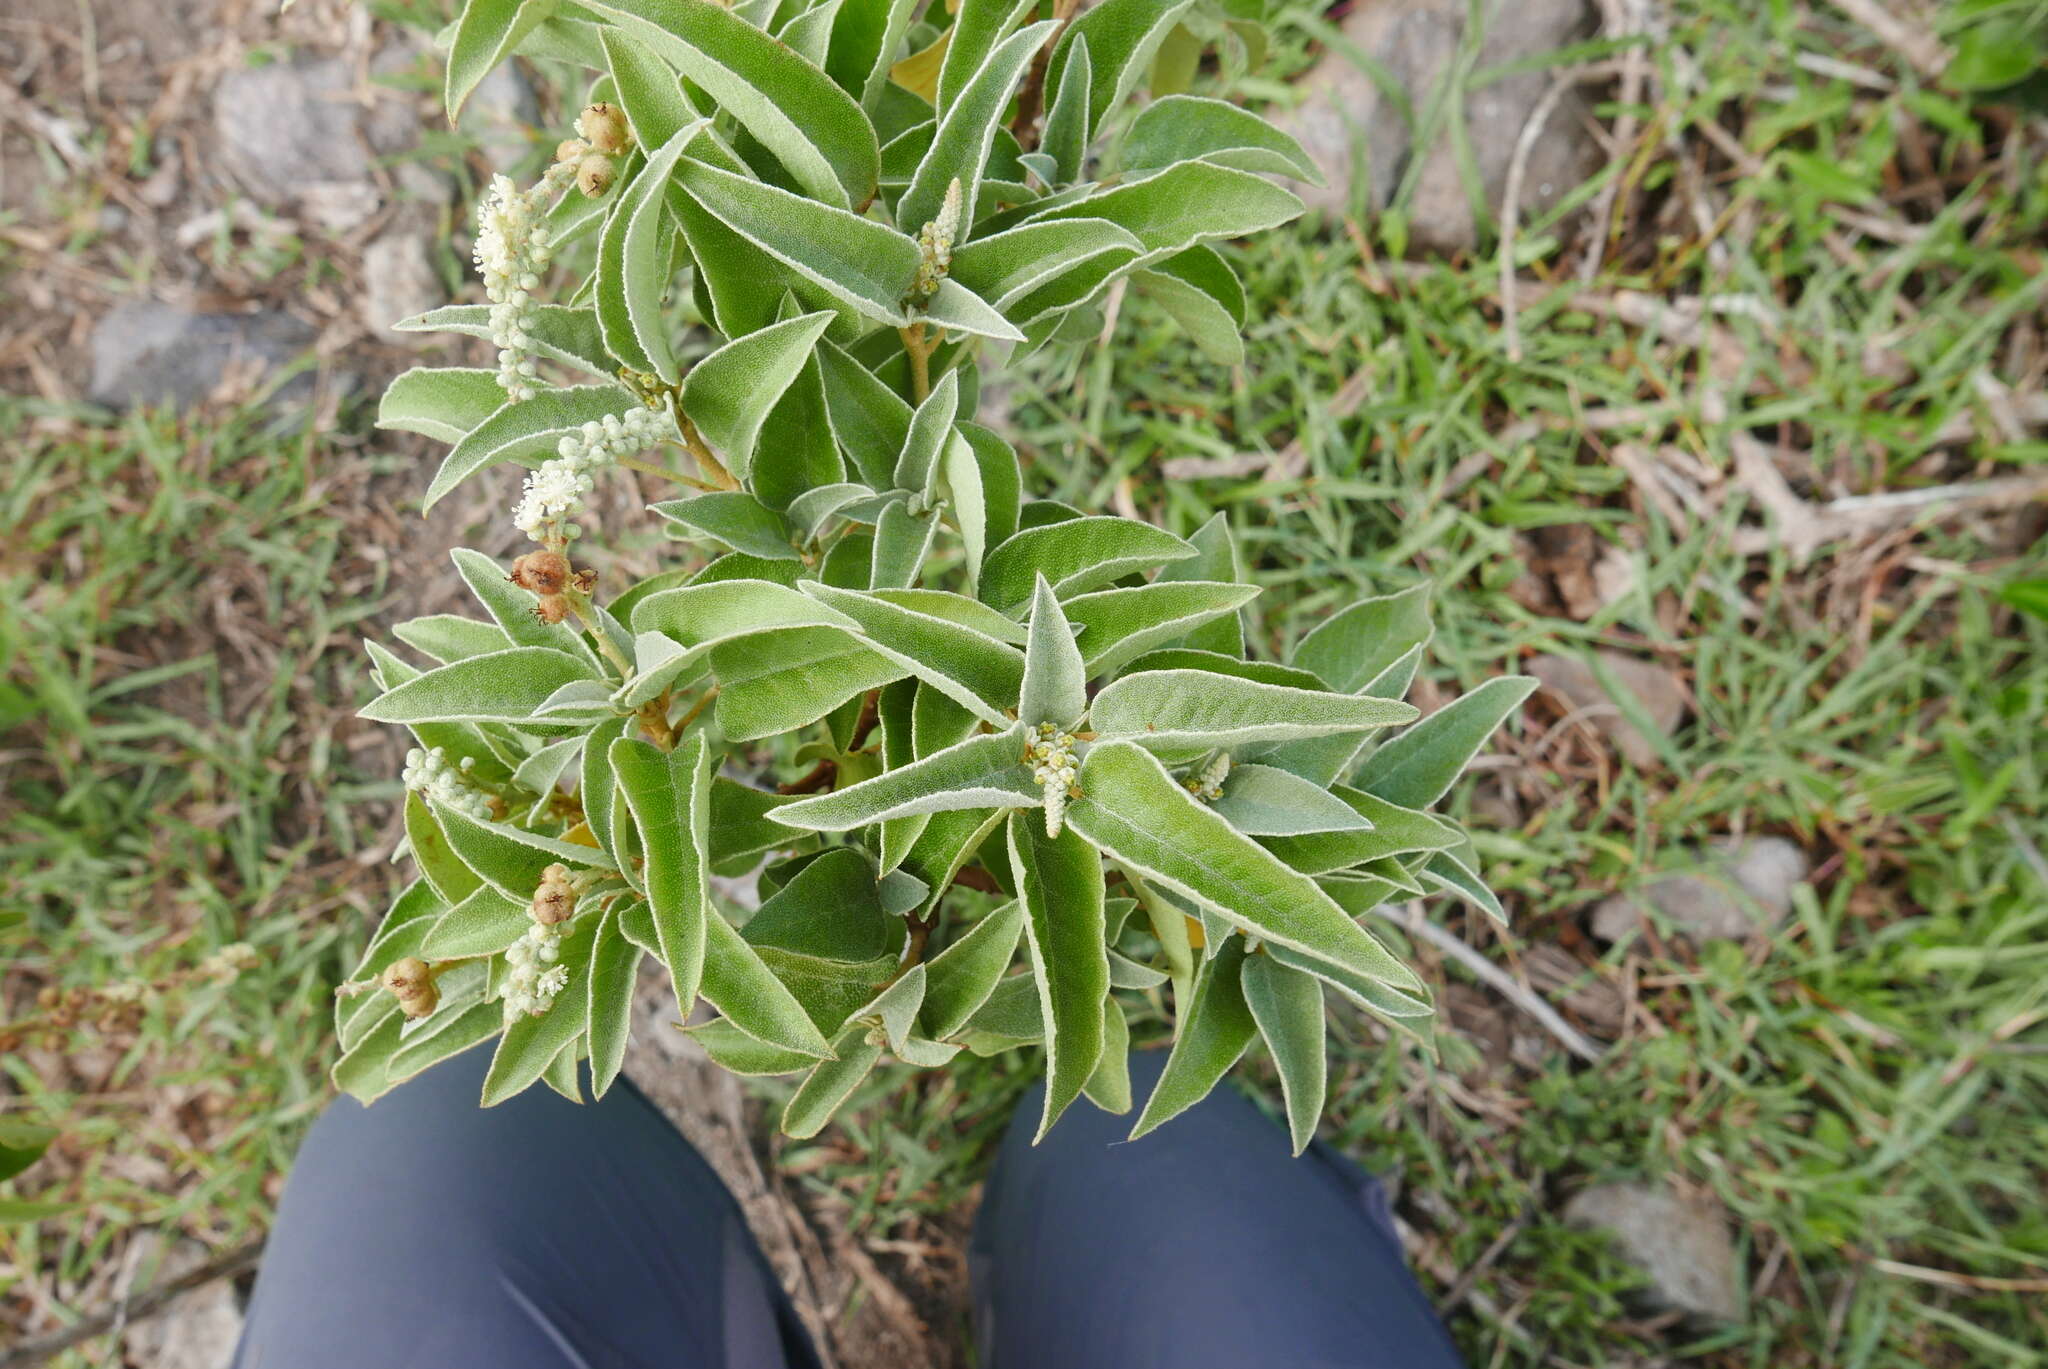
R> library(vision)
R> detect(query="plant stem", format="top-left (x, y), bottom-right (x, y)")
top-left (664, 391), bottom-right (741, 490)
top-left (620, 455), bottom-right (713, 489)
top-left (900, 322), bottom-right (932, 403)
top-left (566, 591), bottom-right (635, 679)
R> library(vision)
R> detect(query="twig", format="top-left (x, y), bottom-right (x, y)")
top-left (1822, 0), bottom-right (1952, 79)
top-left (1500, 62), bottom-right (1619, 362)
top-left (1372, 902), bottom-right (1607, 1064)
top-left (1, 1239), bottom-right (265, 1369)
top-left (1867, 1259), bottom-right (2048, 1294)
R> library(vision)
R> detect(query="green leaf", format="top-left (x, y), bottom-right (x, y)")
top-left (653, 491), bottom-right (801, 560)
top-left (949, 218), bottom-right (1144, 311)
top-left (777, 725), bottom-right (1038, 830)
top-left (1241, 952), bottom-right (1325, 1154)
top-left (852, 963), bottom-right (925, 1054)
top-left (482, 911), bottom-right (599, 1106)
top-left (681, 311), bottom-right (837, 478)
top-left (710, 626), bottom-right (904, 740)
top-left (870, 589), bottom-right (1029, 643)
top-left (978, 515), bottom-right (1194, 611)
top-left (1352, 676), bottom-right (1538, 808)
top-left (421, 884), bottom-right (532, 958)
top-left (360, 647), bottom-right (597, 725)
top-left (818, 340), bottom-right (911, 487)
top-left (395, 305), bottom-right (614, 379)
top-left (1081, 995), bottom-right (1132, 1113)
top-left (451, 548), bottom-right (591, 661)
top-left (425, 385), bottom-right (637, 511)
top-left (597, 124), bottom-right (702, 384)
top-left (1008, 812), bottom-right (1110, 1139)
top-left (446, 0), bottom-right (552, 120)
top-left (826, 0), bottom-right (923, 108)
top-left (1266, 942), bottom-right (1434, 1027)
top-left (782, 1026), bottom-right (883, 1137)
top-left (1256, 784), bottom-right (1461, 875)
top-left (0, 1118), bottom-right (57, 1184)
top-left (405, 791), bottom-right (484, 904)
top-left (940, 423), bottom-right (1021, 591)
top-left (1120, 94), bottom-right (1322, 182)
top-left (1089, 668), bottom-right (1417, 759)
top-left (920, 898), bottom-right (1025, 1038)
top-left (686, 1017), bottom-right (820, 1074)
top-left (901, 20), bottom-right (1059, 235)
top-left (1062, 580), bottom-right (1256, 675)
top-left (936, 0), bottom-right (1039, 110)
top-left (1209, 763), bottom-right (1374, 837)
top-left (1134, 252), bottom-right (1244, 365)
top-left (1034, 160), bottom-right (1302, 263)
top-left (610, 736), bottom-right (714, 1020)
top-left (1051, 0), bottom-right (1197, 127)
top-left (701, 910), bottom-right (836, 1057)
top-left (435, 800), bottom-right (608, 896)
top-left (921, 278), bottom-right (1029, 342)
top-left (586, 904), bottom-right (645, 1098)
top-left (1067, 742), bottom-right (1423, 992)
top-left (1128, 932), bottom-right (1253, 1139)
top-left (804, 582), bottom-right (1024, 724)
top-left (898, 807), bottom-right (1006, 916)
top-left (1042, 33), bottom-right (1092, 182)
top-left (1292, 583), bottom-right (1432, 692)
top-left (893, 369), bottom-right (961, 498)
top-left (1019, 575), bottom-right (1089, 730)
top-left (603, 27), bottom-right (699, 148)
top-left (754, 356), bottom-right (844, 511)
top-left (1422, 847), bottom-right (1506, 925)
top-left (674, 157), bottom-right (916, 323)
top-left (869, 498), bottom-right (941, 588)
top-left (393, 614), bottom-right (513, 665)
top-left (579, 0), bottom-right (881, 208)
top-left (376, 367), bottom-right (512, 444)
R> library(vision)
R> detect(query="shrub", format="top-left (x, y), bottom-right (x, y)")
top-left (338, 0), bottom-right (1535, 1147)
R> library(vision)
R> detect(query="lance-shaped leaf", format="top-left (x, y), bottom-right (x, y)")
top-left (586, 904), bottom-right (646, 1098)
top-left (1067, 742), bottom-right (1423, 992)
top-left (673, 157), bottom-right (918, 323)
top-left (1089, 669), bottom-right (1418, 759)
top-left (870, 589), bottom-right (1029, 643)
top-left (893, 368), bottom-right (960, 498)
top-left (420, 884), bottom-right (530, 959)
top-left (711, 626), bottom-right (903, 740)
top-left (578, 0), bottom-right (880, 209)
top-left (869, 497), bottom-right (939, 589)
top-left (1033, 161), bottom-right (1302, 263)
top-left (394, 306), bottom-right (614, 379)
top-left (425, 385), bottom-right (636, 510)
top-left (624, 578), bottom-right (857, 702)
top-left (936, 0), bottom-right (1039, 110)
top-left (446, 0), bottom-right (551, 120)
top-left (681, 311), bottom-right (836, 479)
top-left (1019, 575), bottom-right (1088, 730)
top-left (376, 367), bottom-right (513, 444)
top-left (1421, 846), bottom-right (1506, 925)
top-left (1292, 584), bottom-right (1434, 693)
top-left (940, 425), bottom-right (1021, 593)
top-left (1050, 0), bottom-right (1196, 126)
top-left (1042, 33), bottom-right (1092, 182)
top-left (978, 515), bottom-right (1195, 612)
top-left (360, 647), bottom-right (597, 725)
top-left (898, 806), bottom-right (1006, 916)
top-left (1266, 942), bottom-right (1434, 1035)
top-left (920, 898), bottom-right (1024, 1039)
top-left (850, 963), bottom-right (925, 1054)
top-left (686, 1017), bottom-right (820, 1075)
top-left (1134, 249), bottom-right (1244, 365)
top-left (901, 20), bottom-right (1058, 235)
top-left (782, 1025), bottom-right (883, 1138)
top-left (1128, 932), bottom-right (1254, 1139)
top-left (482, 912), bottom-right (600, 1106)
top-left (1209, 763), bottom-right (1376, 837)
top-left (653, 491), bottom-right (801, 560)
top-left (1120, 94), bottom-right (1323, 182)
top-left (1241, 953), bottom-right (1326, 1154)
top-left (610, 735), bottom-right (715, 1021)
top-left (1008, 812), bottom-right (1109, 1139)
top-left (1353, 676), bottom-right (1539, 809)
top-left (597, 124), bottom-right (702, 383)
top-left (434, 798), bottom-right (609, 897)
top-left (743, 849), bottom-right (904, 1034)
top-left (1257, 784), bottom-right (1462, 875)
top-left (949, 219), bottom-right (1143, 311)
top-left (603, 26), bottom-right (699, 148)
top-left (393, 612), bottom-right (511, 667)
top-left (825, 0), bottom-right (922, 107)
top-left (802, 582), bottom-right (1023, 723)
top-left (1082, 995), bottom-right (1132, 1114)
top-left (778, 725), bottom-right (1038, 831)
top-left (1062, 580), bottom-right (1256, 675)
top-left (696, 909), bottom-right (836, 1058)
top-left (405, 791), bottom-right (482, 905)
top-left (818, 340), bottom-right (910, 487)
top-left (921, 279), bottom-right (1029, 342)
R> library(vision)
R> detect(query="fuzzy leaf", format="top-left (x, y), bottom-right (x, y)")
top-left (901, 20), bottom-right (1058, 235)
top-left (1241, 952), bottom-right (1326, 1154)
top-left (1062, 580), bottom-right (1256, 675)
top-left (1128, 932), bottom-right (1253, 1139)
top-left (447, 0), bottom-right (551, 120)
top-left (893, 369), bottom-right (961, 499)
top-left (776, 725), bottom-right (1038, 830)
top-left (1353, 676), bottom-right (1538, 808)
top-left (597, 125), bottom-right (702, 383)
top-left (920, 899), bottom-right (1025, 1039)
top-left (1081, 995), bottom-right (1132, 1113)
top-left (1051, 0), bottom-right (1197, 127)
top-left (681, 311), bottom-right (836, 478)
top-left (586, 904), bottom-right (645, 1098)
top-left (948, 219), bottom-right (1143, 311)
top-left (420, 884), bottom-right (530, 959)
top-left (1042, 33), bottom-right (1092, 182)
top-left (802, 582), bottom-right (1024, 722)
top-left (360, 647), bottom-right (597, 725)
top-left (481, 912), bottom-right (599, 1106)
top-left (394, 306), bottom-right (614, 379)
top-left (611, 736), bottom-right (714, 1019)
top-left (978, 515), bottom-right (1194, 612)
top-left (1089, 669), bottom-right (1418, 759)
top-left (782, 1026), bottom-right (883, 1137)
top-left (1121, 94), bottom-right (1322, 182)
top-left (1008, 812), bottom-right (1110, 1139)
top-left (376, 367), bottom-right (513, 444)
top-left (1292, 584), bottom-right (1433, 693)
top-left (1034, 160), bottom-right (1301, 263)
top-left (1257, 784), bottom-right (1462, 875)
top-left (578, 0), bottom-right (880, 208)
top-left (1067, 742), bottom-right (1423, 992)
top-left (686, 1018), bottom-right (819, 1074)
top-left (1019, 575), bottom-right (1089, 730)
top-left (405, 791), bottom-right (484, 905)
top-left (426, 385), bottom-right (636, 510)
top-left (710, 626), bottom-right (904, 740)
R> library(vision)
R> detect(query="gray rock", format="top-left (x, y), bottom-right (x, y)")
top-left (1591, 836), bottom-right (1810, 944)
top-left (1563, 1181), bottom-right (1743, 1323)
top-left (89, 301), bottom-right (317, 410)
top-left (362, 226), bottom-right (443, 340)
top-left (1274, 0), bottom-right (1603, 253)
top-left (1529, 650), bottom-right (1687, 769)
top-left (119, 1238), bottom-right (245, 1369)
top-left (213, 57), bottom-right (382, 207)
top-left (460, 60), bottom-right (543, 172)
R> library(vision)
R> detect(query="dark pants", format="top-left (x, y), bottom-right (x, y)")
top-left (235, 1048), bottom-right (1465, 1368)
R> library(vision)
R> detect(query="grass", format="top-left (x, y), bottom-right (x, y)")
top-left (5, 0), bottom-right (2046, 1365)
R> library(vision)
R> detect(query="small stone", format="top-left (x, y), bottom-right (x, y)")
top-left (88, 302), bottom-right (317, 410)
top-left (461, 60), bottom-right (542, 172)
top-left (361, 227), bottom-right (442, 340)
top-left (1563, 1181), bottom-right (1743, 1323)
top-left (1591, 836), bottom-right (1810, 944)
top-left (1529, 650), bottom-right (1687, 769)
top-left (119, 1237), bottom-right (245, 1369)
top-left (1273, 0), bottom-right (1602, 254)
top-left (213, 57), bottom-right (379, 207)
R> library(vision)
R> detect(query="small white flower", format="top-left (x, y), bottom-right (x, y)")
top-left (402, 745), bottom-right (497, 821)
top-left (1028, 722), bottom-right (1081, 837)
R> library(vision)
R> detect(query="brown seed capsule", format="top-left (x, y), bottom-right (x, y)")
top-left (381, 957), bottom-right (440, 1019)
top-left (532, 864), bottom-right (577, 926)
top-left (576, 153), bottom-right (616, 198)
top-left (555, 136), bottom-right (591, 166)
top-left (577, 102), bottom-right (631, 155)
top-left (534, 594), bottom-right (570, 624)
top-left (511, 549), bottom-right (571, 597)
